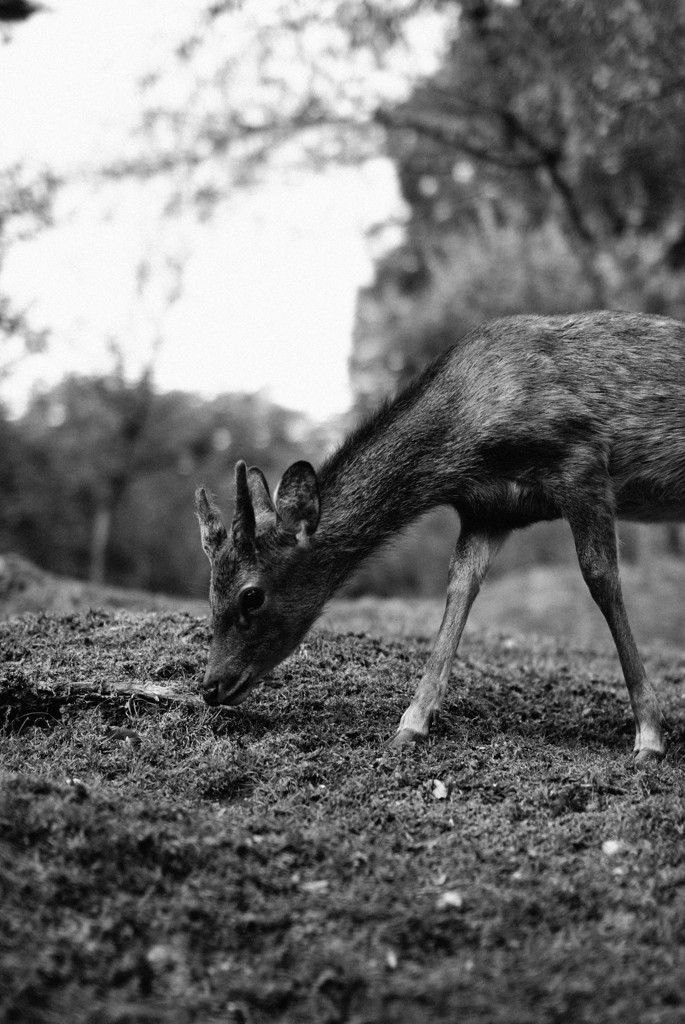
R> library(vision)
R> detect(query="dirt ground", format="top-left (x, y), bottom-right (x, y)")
top-left (2, 559), bottom-right (685, 1022)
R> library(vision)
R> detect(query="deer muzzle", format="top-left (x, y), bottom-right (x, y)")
top-left (201, 664), bottom-right (256, 706)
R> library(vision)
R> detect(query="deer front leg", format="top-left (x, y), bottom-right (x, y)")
top-left (568, 507), bottom-right (666, 764)
top-left (391, 526), bottom-right (508, 747)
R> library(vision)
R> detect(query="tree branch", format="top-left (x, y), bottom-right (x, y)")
top-left (374, 107), bottom-right (543, 171)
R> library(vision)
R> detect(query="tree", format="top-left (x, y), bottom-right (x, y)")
top-left (346, 0), bottom-right (685, 565)
top-left (20, 370), bottom-right (158, 583)
top-left (349, 0), bottom-right (685, 407)
top-left (100, 1), bottom-right (685, 402)
top-left (375, 0), bottom-right (685, 307)
top-left (103, 1), bottom-right (447, 208)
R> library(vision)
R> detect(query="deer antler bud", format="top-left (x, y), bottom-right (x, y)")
top-left (232, 460), bottom-right (256, 548)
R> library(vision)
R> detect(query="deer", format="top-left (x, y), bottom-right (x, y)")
top-left (195, 310), bottom-right (685, 764)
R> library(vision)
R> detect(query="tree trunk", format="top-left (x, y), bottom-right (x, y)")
top-left (89, 504), bottom-right (112, 584)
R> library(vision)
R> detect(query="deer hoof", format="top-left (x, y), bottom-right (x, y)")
top-left (632, 747), bottom-right (665, 767)
top-left (388, 728), bottom-right (425, 748)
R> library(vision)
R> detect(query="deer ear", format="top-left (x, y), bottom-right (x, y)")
top-left (195, 487), bottom-right (227, 562)
top-left (232, 460), bottom-right (256, 549)
top-left (247, 466), bottom-right (276, 523)
top-left (275, 461), bottom-right (320, 544)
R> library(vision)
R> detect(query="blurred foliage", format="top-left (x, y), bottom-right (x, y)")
top-left (352, 222), bottom-right (595, 409)
top-left (117, 0), bottom-right (685, 407)
top-left (0, 167), bottom-right (56, 365)
top-left (0, 1), bottom-right (45, 24)
top-left (349, 0), bottom-right (685, 591)
top-left (0, 375), bottom-right (330, 595)
top-left (382, 0), bottom-right (685, 244)
top-left (109, 0), bottom-right (450, 203)
top-left (354, 0), bottom-right (685, 406)
top-left (3, 0), bottom-right (685, 600)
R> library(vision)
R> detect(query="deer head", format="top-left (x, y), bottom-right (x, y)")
top-left (195, 459), bottom-right (321, 706)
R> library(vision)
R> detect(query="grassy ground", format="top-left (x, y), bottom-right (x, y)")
top-left (2, 559), bottom-right (685, 1023)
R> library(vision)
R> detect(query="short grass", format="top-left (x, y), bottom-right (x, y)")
top-left (2, 604), bottom-right (685, 1023)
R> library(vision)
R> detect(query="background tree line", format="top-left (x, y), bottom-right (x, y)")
top-left (0, 373), bottom-right (332, 596)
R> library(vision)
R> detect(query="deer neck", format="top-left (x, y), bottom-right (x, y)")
top-left (312, 397), bottom-right (450, 595)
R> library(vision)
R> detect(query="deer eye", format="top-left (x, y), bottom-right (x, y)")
top-left (238, 586), bottom-right (266, 620)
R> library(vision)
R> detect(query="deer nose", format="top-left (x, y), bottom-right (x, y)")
top-left (201, 669), bottom-right (219, 704)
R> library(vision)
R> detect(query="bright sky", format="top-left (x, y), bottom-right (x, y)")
top-left (0, 0), bottom-right (443, 421)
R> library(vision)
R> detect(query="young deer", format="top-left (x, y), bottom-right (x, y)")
top-left (196, 310), bottom-right (685, 763)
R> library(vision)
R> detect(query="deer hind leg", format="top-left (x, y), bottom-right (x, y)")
top-left (566, 504), bottom-right (665, 763)
top-left (391, 524), bottom-right (508, 747)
